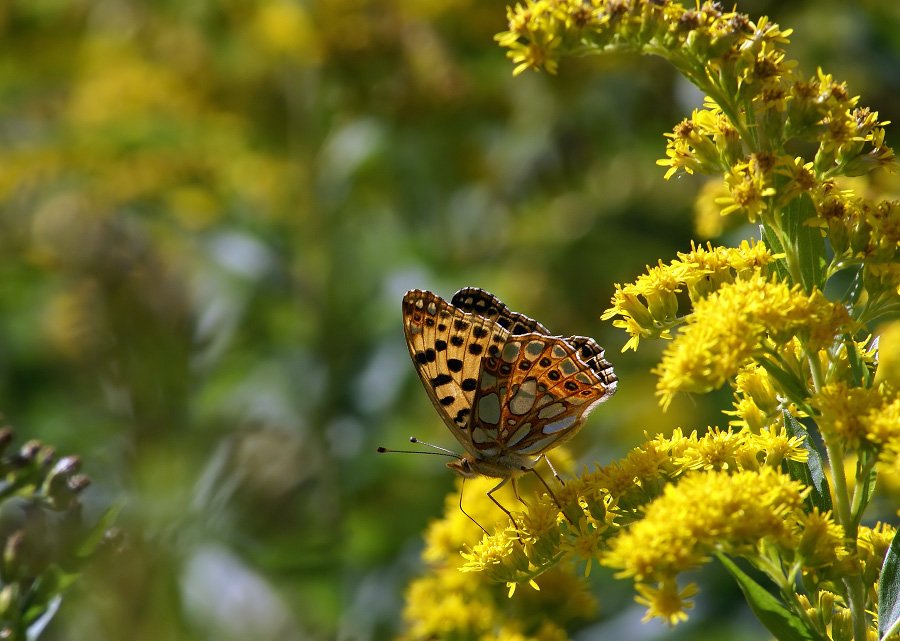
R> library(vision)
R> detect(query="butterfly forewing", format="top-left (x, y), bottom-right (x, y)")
top-left (402, 290), bottom-right (506, 456)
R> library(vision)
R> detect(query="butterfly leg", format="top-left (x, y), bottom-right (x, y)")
top-left (510, 476), bottom-right (529, 508)
top-left (458, 478), bottom-right (490, 536)
top-left (541, 454), bottom-right (565, 486)
top-left (523, 465), bottom-right (573, 525)
top-left (486, 477), bottom-right (517, 525)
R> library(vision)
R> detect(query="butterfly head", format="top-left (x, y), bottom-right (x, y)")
top-left (447, 453), bottom-right (532, 479)
top-left (446, 456), bottom-right (477, 478)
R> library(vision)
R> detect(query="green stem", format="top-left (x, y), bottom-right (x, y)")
top-left (819, 417), bottom-right (868, 641)
top-left (805, 350), bottom-right (824, 393)
top-left (760, 212), bottom-right (803, 286)
top-left (849, 455), bottom-right (876, 528)
top-left (665, 55), bottom-right (756, 146)
top-left (820, 437), bottom-right (850, 532)
top-left (844, 576), bottom-right (869, 641)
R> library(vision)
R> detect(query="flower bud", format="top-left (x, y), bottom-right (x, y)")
top-left (817, 590), bottom-right (835, 625)
top-left (831, 608), bottom-right (852, 641)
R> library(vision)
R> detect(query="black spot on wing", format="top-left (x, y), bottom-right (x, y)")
top-left (431, 373), bottom-right (453, 386)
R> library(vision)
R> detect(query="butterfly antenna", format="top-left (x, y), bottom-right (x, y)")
top-left (376, 436), bottom-right (461, 459)
top-left (408, 436), bottom-right (459, 456)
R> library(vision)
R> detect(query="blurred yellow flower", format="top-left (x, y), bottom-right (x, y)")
top-left (251, 1), bottom-right (321, 62)
top-left (635, 580), bottom-right (698, 626)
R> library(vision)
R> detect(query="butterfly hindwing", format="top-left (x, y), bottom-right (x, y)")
top-left (451, 287), bottom-right (551, 336)
top-left (470, 332), bottom-right (617, 459)
top-left (564, 335), bottom-right (618, 389)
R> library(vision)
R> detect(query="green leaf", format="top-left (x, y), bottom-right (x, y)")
top-left (845, 266), bottom-right (865, 307)
top-left (853, 456), bottom-right (878, 529)
top-left (758, 357), bottom-right (809, 408)
top-left (782, 410), bottom-right (832, 512)
top-left (782, 194), bottom-right (827, 292)
top-left (760, 224), bottom-right (791, 282)
top-left (76, 502), bottom-right (122, 558)
top-left (718, 554), bottom-right (820, 641)
top-left (879, 528), bottom-right (900, 641)
top-left (843, 336), bottom-right (869, 387)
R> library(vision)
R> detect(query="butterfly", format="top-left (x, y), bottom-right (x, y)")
top-left (401, 287), bottom-right (617, 526)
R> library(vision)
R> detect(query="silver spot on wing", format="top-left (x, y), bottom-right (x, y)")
top-left (477, 393), bottom-right (501, 424)
top-left (508, 378), bottom-right (537, 415)
top-left (542, 414), bottom-right (578, 434)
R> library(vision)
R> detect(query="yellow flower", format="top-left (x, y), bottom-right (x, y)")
top-left (750, 427), bottom-right (808, 468)
top-left (858, 383), bottom-right (900, 482)
top-left (561, 518), bottom-right (605, 577)
top-left (519, 497), bottom-right (565, 562)
top-left (495, 0), bottom-right (567, 75)
top-left (670, 239), bottom-right (781, 300)
top-left (658, 114), bottom-right (724, 179)
top-left (621, 440), bottom-right (674, 486)
top-left (866, 198), bottom-right (900, 259)
top-left (460, 531), bottom-right (518, 573)
top-left (602, 268), bottom-right (680, 351)
top-left (673, 427), bottom-right (744, 472)
top-left (857, 522), bottom-right (898, 586)
top-left (728, 395), bottom-right (775, 432)
top-left (603, 240), bottom-right (779, 352)
top-left (810, 383), bottom-right (891, 450)
top-left (727, 363), bottom-right (784, 431)
top-left (694, 179), bottom-right (732, 238)
top-left (634, 580), bottom-right (699, 626)
top-left (585, 439), bottom-right (678, 510)
top-left (717, 154), bottom-right (778, 221)
top-left (776, 156), bottom-right (820, 200)
top-left (734, 364), bottom-right (781, 413)
top-left (604, 468), bottom-right (807, 583)
top-left (423, 477), bottom-right (510, 565)
top-left (519, 495), bottom-right (562, 541)
top-left (655, 275), bottom-right (851, 409)
top-left (795, 509), bottom-right (848, 568)
top-left (403, 573), bottom-right (495, 640)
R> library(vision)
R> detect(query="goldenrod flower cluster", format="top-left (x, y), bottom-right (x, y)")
top-left (601, 239), bottom-right (780, 351)
top-left (401, 3), bottom-right (900, 640)
top-left (401, 476), bottom-right (598, 641)
top-left (654, 273), bottom-right (852, 408)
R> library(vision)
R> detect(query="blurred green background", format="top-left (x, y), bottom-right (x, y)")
top-left (0, 1), bottom-right (897, 639)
